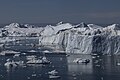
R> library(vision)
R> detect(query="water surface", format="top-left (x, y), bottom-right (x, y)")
top-left (0, 37), bottom-right (120, 80)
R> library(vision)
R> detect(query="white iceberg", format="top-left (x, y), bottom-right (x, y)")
top-left (4, 59), bottom-right (24, 67)
top-left (0, 50), bottom-right (20, 56)
top-left (38, 22), bottom-right (120, 55)
top-left (73, 58), bottom-right (90, 64)
top-left (26, 55), bottom-right (37, 60)
top-left (49, 75), bottom-right (60, 79)
top-left (48, 70), bottom-right (58, 75)
top-left (1, 22), bottom-right (120, 55)
top-left (28, 50), bottom-right (37, 53)
top-left (26, 56), bottom-right (50, 64)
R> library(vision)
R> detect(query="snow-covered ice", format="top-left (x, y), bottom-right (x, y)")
top-left (4, 59), bottom-right (24, 67)
top-left (48, 70), bottom-right (58, 75)
top-left (26, 56), bottom-right (50, 64)
top-left (39, 22), bottom-right (120, 54)
top-left (0, 50), bottom-right (20, 56)
top-left (1, 22), bottom-right (120, 54)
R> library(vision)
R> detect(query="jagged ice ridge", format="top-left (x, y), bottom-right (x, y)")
top-left (0, 22), bottom-right (120, 54)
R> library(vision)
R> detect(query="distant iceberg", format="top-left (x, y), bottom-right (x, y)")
top-left (0, 23), bottom-right (43, 37)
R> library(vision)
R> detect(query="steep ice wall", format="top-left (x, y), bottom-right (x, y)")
top-left (41, 23), bottom-right (73, 36)
top-left (39, 23), bottom-right (120, 54)
top-left (65, 34), bottom-right (93, 54)
top-left (92, 35), bottom-right (120, 55)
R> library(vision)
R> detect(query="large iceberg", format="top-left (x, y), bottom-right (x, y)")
top-left (39, 22), bottom-right (120, 54)
top-left (1, 22), bottom-right (120, 54)
top-left (1, 23), bottom-right (43, 37)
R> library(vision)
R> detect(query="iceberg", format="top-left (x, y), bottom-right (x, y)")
top-left (73, 58), bottom-right (90, 64)
top-left (49, 75), bottom-right (61, 79)
top-left (1, 23), bottom-right (43, 37)
top-left (4, 59), bottom-right (24, 67)
top-left (26, 56), bottom-right (51, 64)
top-left (48, 69), bottom-right (60, 79)
top-left (1, 22), bottom-right (120, 54)
top-left (0, 50), bottom-right (20, 56)
top-left (48, 70), bottom-right (58, 75)
top-left (39, 22), bottom-right (120, 55)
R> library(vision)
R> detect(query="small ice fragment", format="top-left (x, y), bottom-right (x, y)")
top-left (32, 74), bottom-right (36, 77)
top-left (43, 50), bottom-right (50, 53)
top-left (49, 75), bottom-right (60, 79)
top-left (48, 70), bottom-right (58, 75)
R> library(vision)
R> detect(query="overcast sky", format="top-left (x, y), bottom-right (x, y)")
top-left (0, 0), bottom-right (120, 24)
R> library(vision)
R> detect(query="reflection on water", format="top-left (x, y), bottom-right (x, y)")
top-left (67, 54), bottom-right (93, 73)
top-left (0, 54), bottom-right (68, 80)
top-left (0, 37), bottom-right (120, 80)
top-left (67, 54), bottom-right (93, 80)
top-left (0, 54), bottom-right (120, 80)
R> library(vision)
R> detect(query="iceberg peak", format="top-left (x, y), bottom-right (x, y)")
top-left (56, 21), bottom-right (63, 26)
top-left (75, 22), bottom-right (88, 28)
top-left (107, 24), bottom-right (120, 30)
top-left (5, 23), bottom-right (20, 28)
top-left (5, 23), bottom-right (35, 28)
top-left (87, 24), bottom-right (103, 29)
top-left (79, 22), bottom-right (88, 27)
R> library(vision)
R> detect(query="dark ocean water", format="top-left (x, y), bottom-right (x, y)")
top-left (0, 37), bottom-right (120, 80)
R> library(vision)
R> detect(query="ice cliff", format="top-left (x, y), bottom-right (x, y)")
top-left (1, 22), bottom-right (120, 54)
top-left (39, 22), bottom-right (120, 54)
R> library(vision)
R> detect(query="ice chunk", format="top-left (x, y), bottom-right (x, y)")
top-left (49, 75), bottom-right (60, 79)
top-left (48, 70), bottom-right (58, 75)
top-left (4, 60), bottom-right (24, 67)
top-left (26, 56), bottom-right (50, 64)
top-left (0, 50), bottom-right (20, 56)
top-left (73, 58), bottom-right (90, 64)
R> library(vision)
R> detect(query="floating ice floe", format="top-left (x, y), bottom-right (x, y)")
top-left (28, 50), bottom-right (37, 53)
top-left (48, 70), bottom-right (60, 79)
top-left (49, 75), bottom-right (61, 79)
top-left (94, 60), bottom-right (99, 64)
top-left (95, 65), bottom-right (101, 67)
top-left (4, 61), bottom-right (18, 67)
top-left (0, 44), bottom-right (4, 47)
top-left (92, 56), bottom-right (96, 59)
top-left (26, 56), bottom-right (50, 64)
top-left (66, 54), bottom-right (70, 57)
top-left (21, 53), bottom-right (27, 55)
top-left (117, 63), bottom-right (120, 66)
top-left (0, 50), bottom-right (20, 56)
top-left (4, 59), bottom-right (24, 67)
top-left (73, 58), bottom-right (90, 64)
top-left (31, 74), bottom-right (37, 77)
top-left (91, 54), bottom-right (98, 56)
top-left (48, 70), bottom-right (58, 75)
top-left (26, 55), bottom-right (37, 60)
top-left (13, 54), bottom-right (20, 58)
top-left (73, 58), bottom-right (82, 63)
top-left (43, 50), bottom-right (50, 53)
